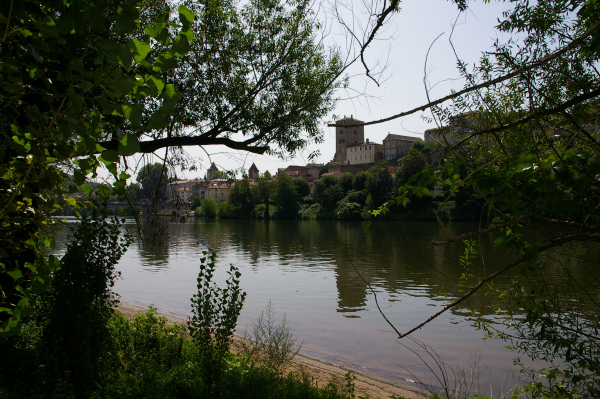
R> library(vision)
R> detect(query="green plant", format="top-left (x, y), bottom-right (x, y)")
top-left (43, 203), bottom-right (131, 394)
top-left (201, 198), bottom-right (218, 218)
top-left (188, 249), bottom-right (246, 397)
top-left (238, 300), bottom-right (301, 375)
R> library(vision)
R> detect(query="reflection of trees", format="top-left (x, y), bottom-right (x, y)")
top-left (136, 231), bottom-right (170, 269)
top-left (122, 218), bottom-right (599, 320)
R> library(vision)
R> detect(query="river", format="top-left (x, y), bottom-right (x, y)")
top-left (54, 217), bottom-right (595, 395)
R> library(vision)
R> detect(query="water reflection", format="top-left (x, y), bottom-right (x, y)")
top-left (53, 218), bottom-right (600, 394)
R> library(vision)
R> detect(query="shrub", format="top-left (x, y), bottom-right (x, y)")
top-left (238, 300), bottom-right (301, 375)
top-left (43, 204), bottom-right (131, 395)
top-left (188, 249), bottom-right (246, 397)
top-left (200, 198), bottom-right (218, 218)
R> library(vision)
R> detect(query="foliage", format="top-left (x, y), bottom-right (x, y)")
top-left (1, 0), bottom-right (343, 334)
top-left (137, 162), bottom-right (169, 200)
top-left (272, 173), bottom-right (300, 219)
top-left (200, 197), bottom-right (218, 218)
top-left (228, 178), bottom-right (255, 217)
top-left (0, 0), bottom-right (194, 334)
top-left (338, 172), bottom-right (355, 195)
top-left (43, 204), bottom-right (131, 394)
top-left (374, 0), bottom-right (600, 397)
top-left (238, 300), bottom-right (301, 375)
top-left (254, 171), bottom-right (274, 219)
top-left (364, 162), bottom-right (393, 208)
top-left (168, 0), bottom-right (342, 159)
top-left (293, 177), bottom-right (312, 198)
top-left (313, 175), bottom-right (343, 211)
top-left (188, 249), bottom-right (246, 397)
top-left (396, 147), bottom-right (427, 187)
top-left (191, 195), bottom-right (202, 210)
top-left (335, 197), bottom-right (363, 220)
top-left (352, 171), bottom-right (369, 191)
top-left (218, 201), bottom-right (235, 218)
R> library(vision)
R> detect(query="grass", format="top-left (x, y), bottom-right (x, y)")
top-left (0, 306), bottom-right (355, 399)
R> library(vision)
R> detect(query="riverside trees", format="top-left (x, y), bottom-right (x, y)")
top-left (359, 1), bottom-right (600, 396)
top-left (0, 0), bottom-right (342, 335)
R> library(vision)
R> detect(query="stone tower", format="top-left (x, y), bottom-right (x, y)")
top-left (206, 162), bottom-right (219, 181)
top-left (248, 163), bottom-right (259, 180)
top-left (334, 116), bottom-right (364, 163)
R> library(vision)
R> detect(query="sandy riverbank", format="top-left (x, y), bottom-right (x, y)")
top-left (115, 301), bottom-right (427, 399)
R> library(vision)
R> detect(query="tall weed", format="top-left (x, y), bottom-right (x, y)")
top-left (188, 248), bottom-right (246, 397)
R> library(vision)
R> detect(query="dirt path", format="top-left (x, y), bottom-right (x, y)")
top-left (115, 301), bottom-right (427, 399)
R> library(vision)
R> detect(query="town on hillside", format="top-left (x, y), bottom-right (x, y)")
top-left (166, 115), bottom-right (460, 204)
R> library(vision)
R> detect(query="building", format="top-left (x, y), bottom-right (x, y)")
top-left (383, 133), bottom-right (420, 161)
top-left (248, 163), bottom-right (259, 180)
top-left (331, 116), bottom-right (364, 164)
top-left (205, 162), bottom-right (219, 181)
top-left (346, 139), bottom-right (383, 165)
top-left (167, 179), bottom-right (202, 202)
top-left (205, 180), bottom-right (231, 202)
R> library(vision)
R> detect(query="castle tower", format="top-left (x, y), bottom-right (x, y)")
top-left (248, 163), bottom-right (259, 180)
top-left (334, 116), bottom-right (364, 163)
top-left (206, 162), bottom-right (219, 181)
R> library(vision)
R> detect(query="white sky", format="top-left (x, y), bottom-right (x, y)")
top-left (129, 0), bottom-right (515, 181)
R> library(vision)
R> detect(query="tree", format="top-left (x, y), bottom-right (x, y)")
top-left (352, 171), bottom-right (368, 191)
top-left (200, 198), bottom-right (218, 219)
top-left (228, 178), bottom-right (254, 217)
top-left (272, 173), bottom-right (299, 219)
top-left (395, 147), bottom-right (427, 187)
top-left (254, 171), bottom-right (273, 219)
top-left (312, 175), bottom-right (343, 211)
top-left (191, 195), bottom-right (202, 210)
top-left (1, 0), bottom-right (343, 335)
top-left (364, 163), bottom-right (393, 208)
top-left (366, 1), bottom-right (600, 396)
top-left (338, 172), bottom-right (354, 195)
top-left (137, 163), bottom-right (169, 200)
top-left (293, 177), bottom-right (311, 198)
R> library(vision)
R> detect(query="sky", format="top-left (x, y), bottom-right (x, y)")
top-left (134, 0), bottom-right (516, 181)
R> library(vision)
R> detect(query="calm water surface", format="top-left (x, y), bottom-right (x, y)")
top-left (55, 218), bottom-right (590, 393)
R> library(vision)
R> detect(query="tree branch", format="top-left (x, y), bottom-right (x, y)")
top-left (329, 17), bottom-right (600, 128)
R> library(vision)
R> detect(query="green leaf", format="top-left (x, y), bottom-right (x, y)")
top-left (80, 184), bottom-right (93, 197)
top-left (99, 149), bottom-right (119, 164)
top-left (66, 197), bottom-right (77, 207)
top-left (118, 133), bottom-right (140, 156)
top-left (178, 5), bottom-right (197, 29)
top-left (171, 34), bottom-right (191, 56)
top-left (115, 4), bottom-right (140, 36)
top-left (66, 88), bottom-right (83, 113)
top-left (130, 39), bottom-right (151, 63)
top-left (148, 75), bottom-right (165, 95)
top-left (164, 84), bottom-right (176, 99)
top-left (121, 103), bottom-right (142, 126)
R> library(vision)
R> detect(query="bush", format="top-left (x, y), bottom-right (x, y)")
top-left (201, 197), bottom-right (218, 218)
top-left (238, 300), bottom-right (301, 375)
top-left (188, 249), bottom-right (246, 397)
top-left (43, 204), bottom-right (131, 395)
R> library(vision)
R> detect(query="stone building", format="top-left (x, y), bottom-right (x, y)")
top-left (345, 139), bottom-right (383, 165)
top-left (331, 116), bottom-right (364, 164)
top-left (248, 163), bottom-right (259, 180)
top-left (383, 133), bottom-right (420, 161)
